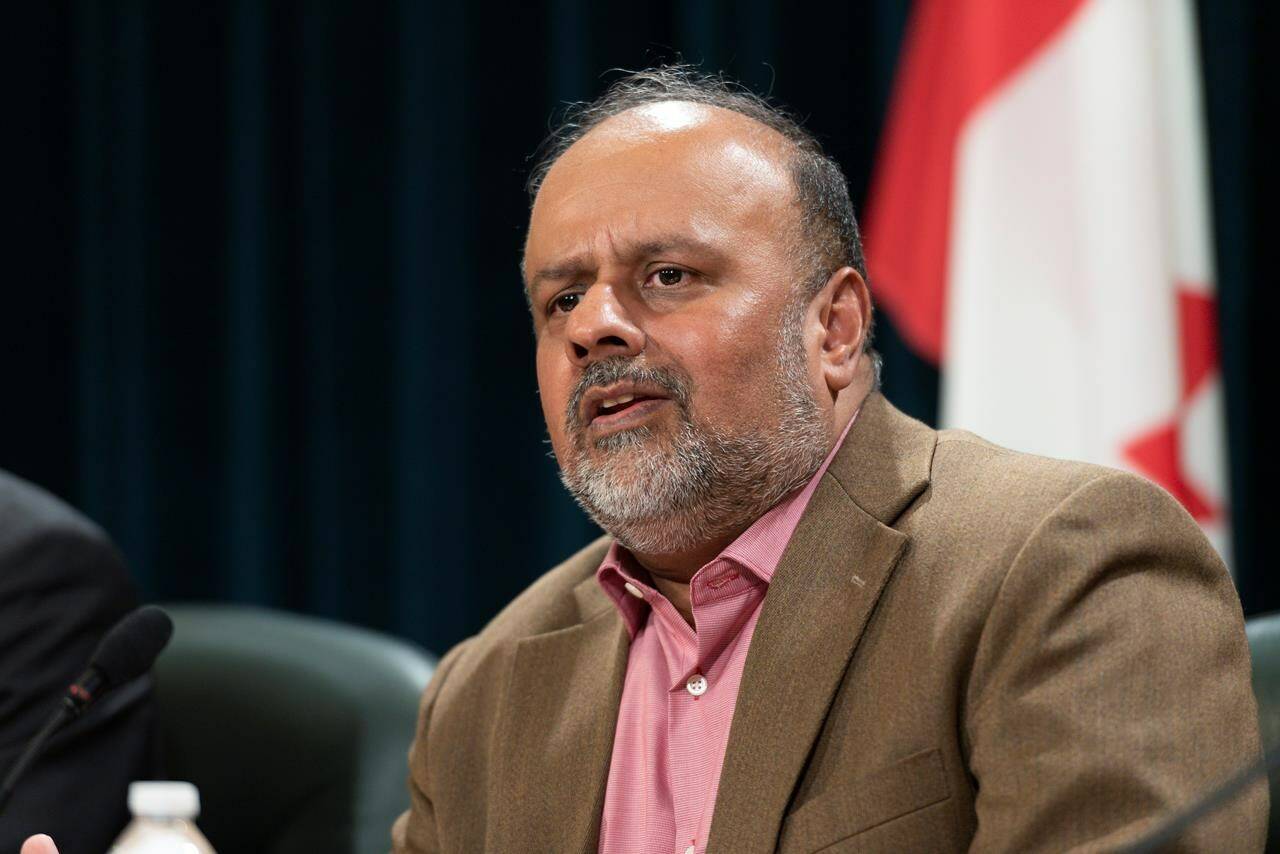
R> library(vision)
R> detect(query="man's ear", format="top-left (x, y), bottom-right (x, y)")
top-left (816, 266), bottom-right (872, 397)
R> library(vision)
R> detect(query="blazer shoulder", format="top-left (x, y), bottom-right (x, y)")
top-left (910, 429), bottom-right (1201, 576)
top-left (419, 534), bottom-right (614, 755)
top-left (930, 429), bottom-right (1135, 516)
top-left (0, 470), bottom-right (112, 543)
top-left (451, 534), bottom-right (613, 664)
top-left (0, 469), bottom-right (127, 585)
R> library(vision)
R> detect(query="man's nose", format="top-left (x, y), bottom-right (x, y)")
top-left (564, 284), bottom-right (644, 366)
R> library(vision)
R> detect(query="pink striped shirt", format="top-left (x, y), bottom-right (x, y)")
top-left (595, 415), bottom-right (856, 854)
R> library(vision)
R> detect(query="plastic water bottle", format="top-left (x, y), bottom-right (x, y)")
top-left (109, 781), bottom-right (216, 853)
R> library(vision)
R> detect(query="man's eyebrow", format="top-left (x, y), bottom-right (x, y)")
top-left (626, 235), bottom-right (726, 262)
top-left (528, 257), bottom-right (594, 292)
top-left (526, 235), bottom-right (727, 294)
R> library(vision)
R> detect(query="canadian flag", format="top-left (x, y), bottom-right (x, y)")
top-left (865, 0), bottom-right (1231, 563)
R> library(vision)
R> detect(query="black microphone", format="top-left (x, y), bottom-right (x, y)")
top-left (0, 605), bottom-right (174, 815)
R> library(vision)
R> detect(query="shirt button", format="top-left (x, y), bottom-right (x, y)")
top-left (686, 674), bottom-right (708, 696)
top-left (684, 847), bottom-right (696, 854)
top-left (623, 582), bottom-right (644, 599)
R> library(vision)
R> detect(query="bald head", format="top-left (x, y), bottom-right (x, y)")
top-left (539, 100), bottom-right (795, 206)
top-left (528, 102), bottom-right (801, 293)
top-left (526, 66), bottom-right (869, 296)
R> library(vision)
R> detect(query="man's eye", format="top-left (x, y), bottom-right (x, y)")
top-left (551, 292), bottom-right (581, 314)
top-left (650, 268), bottom-right (685, 287)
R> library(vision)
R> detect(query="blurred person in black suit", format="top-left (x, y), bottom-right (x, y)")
top-left (0, 469), bottom-right (160, 853)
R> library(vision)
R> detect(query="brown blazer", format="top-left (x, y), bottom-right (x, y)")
top-left (393, 392), bottom-right (1266, 852)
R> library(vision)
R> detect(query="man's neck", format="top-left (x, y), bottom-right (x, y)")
top-left (622, 383), bottom-right (871, 628)
top-left (625, 533), bottom-right (731, 627)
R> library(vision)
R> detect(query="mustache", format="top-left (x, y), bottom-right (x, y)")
top-left (565, 357), bottom-right (692, 431)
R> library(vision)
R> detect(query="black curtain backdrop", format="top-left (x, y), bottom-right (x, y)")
top-left (5, 1), bottom-right (1275, 656)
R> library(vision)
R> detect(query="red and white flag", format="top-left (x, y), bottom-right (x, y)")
top-left (865, 0), bottom-right (1230, 562)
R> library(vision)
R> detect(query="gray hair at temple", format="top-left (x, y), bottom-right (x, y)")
top-left (525, 64), bottom-right (879, 372)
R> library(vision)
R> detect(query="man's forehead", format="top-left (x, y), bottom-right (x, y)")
top-left (526, 228), bottom-right (732, 285)
top-left (525, 101), bottom-right (796, 271)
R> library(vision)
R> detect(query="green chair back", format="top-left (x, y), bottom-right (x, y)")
top-left (1246, 611), bottom-right (1280, 850)
top-left (153, 605), bottom-right (435, 854)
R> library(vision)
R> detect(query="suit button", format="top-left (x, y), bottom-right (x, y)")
top-left (686, 674), bottom-right (708, 696)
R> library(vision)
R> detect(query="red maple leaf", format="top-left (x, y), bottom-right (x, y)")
top-left (1120, 287), bottom-right (1221, 523)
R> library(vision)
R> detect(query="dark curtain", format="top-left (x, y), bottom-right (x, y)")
top-left (4, 1), bottom-right (1273, 656)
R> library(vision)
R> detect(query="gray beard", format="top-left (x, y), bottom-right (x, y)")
top-left (557, 310), bottom-right (829, 557)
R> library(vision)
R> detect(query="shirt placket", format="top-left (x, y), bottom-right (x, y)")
top-left (644, 595), bottom-right (700, 854)
top-left (663, 562), bottom-right (758, 854)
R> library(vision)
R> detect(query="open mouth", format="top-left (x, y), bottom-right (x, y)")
top-left (582, 384), bottom-right (673, 430)
top-left (595, 393), bottom-right (648, 419)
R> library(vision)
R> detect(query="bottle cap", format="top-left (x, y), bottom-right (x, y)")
top-left (127, 781), bottom-right (201, 819)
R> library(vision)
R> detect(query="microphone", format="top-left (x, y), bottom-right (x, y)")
top-left (0, 605), bottom-right (174, 815)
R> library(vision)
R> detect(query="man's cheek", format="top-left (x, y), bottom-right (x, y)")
top-left (535, 358), bottom-right (566, 422)
top-left (536, 382), bottom-right (573, 453)
top-left (540, 397), bottom-right (567, 445)
top-left (700, 344), bottom-right (759, 391)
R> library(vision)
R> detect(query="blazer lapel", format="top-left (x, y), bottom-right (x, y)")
top-left (489, 571), bottom-right (629, 854)
top-left (707, 393), bottom-right (936, 853)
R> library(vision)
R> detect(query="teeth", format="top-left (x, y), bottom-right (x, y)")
top-left (601, 391), bottom-right (637, 409)
top-left (600, 393), bottom-right (635, 409)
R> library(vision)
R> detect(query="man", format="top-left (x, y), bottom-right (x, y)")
top-left (20, 65), bottom-right (1263, 854)
top-left (1, 469), bottom-right (159, 854)
top-left (391, 66), bottom-right (1265, 853)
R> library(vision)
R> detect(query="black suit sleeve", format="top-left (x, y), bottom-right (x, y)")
top-left (0, 472), bottom-right (160, 854)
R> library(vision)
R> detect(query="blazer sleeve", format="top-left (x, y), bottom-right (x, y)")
top-left (0, 476), bottom-right (158, 854)
top-left (963, 471), bottom-right (1267, 852)
top-left (392, 638), bottom-right (473, 854)
top-left (0, 513), bottom-right (136, 738)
